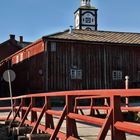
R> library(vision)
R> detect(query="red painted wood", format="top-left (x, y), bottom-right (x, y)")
top-left (68, 113), bottom-right (104, 126)
top-left (111, 95), bottom-right (126, 140)
top-left (0, 89), bottom-right (140, 139)
top-left (50, 105), bottom-right (67, 140)
top-left (97, 109), bottom-right (113, 140)
top-left (115, 121), bottom-right (140, 136)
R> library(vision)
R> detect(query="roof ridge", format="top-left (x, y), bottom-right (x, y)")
top-left (43, 29), bottom-right (69, 38)
top-left (94, 30), bottom-right (140, 35)
top-left (73, 29), bottom-right (140, 35)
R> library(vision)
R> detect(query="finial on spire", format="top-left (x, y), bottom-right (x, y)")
top-left (81, 0), bottom-right (91, 7)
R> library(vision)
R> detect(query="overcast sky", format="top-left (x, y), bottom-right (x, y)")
top-left (0, 0), bottom-right (140, 42)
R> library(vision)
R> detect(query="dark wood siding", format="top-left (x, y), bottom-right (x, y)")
top-left (47, 40), bottom-right (140, 91)
top-left (1, 38), bottom-right (140, 97)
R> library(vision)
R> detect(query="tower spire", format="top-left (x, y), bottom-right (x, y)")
top-left (81, 0), bottom-right (91, 7)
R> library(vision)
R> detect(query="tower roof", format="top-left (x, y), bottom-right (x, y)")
top-left (44, 29), bottom-right (140, 45)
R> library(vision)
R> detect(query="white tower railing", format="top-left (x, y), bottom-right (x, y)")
top-left (81, 0), bottom-right (91, 7)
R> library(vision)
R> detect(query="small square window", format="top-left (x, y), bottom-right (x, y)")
top-left (113, 71), bottom-right (122, 80)
top-left (77, 70), bottom-right (82, 79)
top-left (51, 42), bottom-right (56, 52)
top-left (71, 69), bottom-right (77, 79)
top-left (70, 69), bottom-right (82, 80)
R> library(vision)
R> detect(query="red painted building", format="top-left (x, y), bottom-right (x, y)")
top-left (0, 29), bottom-right (140, 97)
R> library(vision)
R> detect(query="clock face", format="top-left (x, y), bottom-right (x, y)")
top-left (82, 12), bottom-right (95, 25)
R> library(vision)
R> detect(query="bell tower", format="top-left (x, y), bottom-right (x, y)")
top-left (74, 0), bottom-right (98, 30)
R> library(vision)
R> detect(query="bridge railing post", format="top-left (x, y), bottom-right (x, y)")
top-left (90, 98), bottom-right (95, 116)
top-left (21, 98), bottom-right (26, 119)
top-left (66, 95), bottom-right (79, 138)
top-left (45, 96), bottom-right (54, 129)
top-left (110, 95), bottom-right (126, 140)
top-left (31, 97), bottom-right (37, 124)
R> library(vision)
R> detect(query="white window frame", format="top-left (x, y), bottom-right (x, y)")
top-left (51, 42), bottom-right (56, 52)
top-left (71, 69), bottom-right (77, 79)
top-left (77, 70), bottom-right (82, 79)
top-left (16, 55), bottom-right (19, 63)
top-left (70, 69), bottom-right (82, 80)
top-left (112, 70), bottom-right (122, 80)
top-left (27, 51), bottom-right (30, 59)
top-left (20, 53), bottom-right (23, 62)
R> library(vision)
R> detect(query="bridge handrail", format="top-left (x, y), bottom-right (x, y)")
top-left (0, 89), bottom-right (140, 140)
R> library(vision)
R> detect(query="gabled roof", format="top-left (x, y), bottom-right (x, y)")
top-left (0, 39), bottom-right (21, 49)
top-left (0, 39), bottom-right (31, 49)
top-left (44, 29), bottom-right (140, 45)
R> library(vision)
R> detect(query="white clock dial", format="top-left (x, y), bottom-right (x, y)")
top-left (82, 12), bottom-right (95, 25)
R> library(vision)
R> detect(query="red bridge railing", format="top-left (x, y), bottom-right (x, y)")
top-left (0, 89), bottom-right (140, 140)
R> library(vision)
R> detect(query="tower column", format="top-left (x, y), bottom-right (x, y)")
top-left (74, 0), bottom-right (98, 31)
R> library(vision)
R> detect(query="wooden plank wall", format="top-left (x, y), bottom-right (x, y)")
top-left (47, 40), bottom-right (140, 91)
top-left (11, 40), bottom-right (45, 95)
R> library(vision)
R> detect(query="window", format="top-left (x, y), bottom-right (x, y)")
top-left (77, 70), bottom-right (82, 79)
top-left (51, 42), bottom-right (56, 52)
top-left (20, 53), bottom-right (23, 62)
top-left (112, 71), bottom-right (122, 80)
top-left (16, 55), bottom-right (19, 63)
top-left (70, 69), bottom-right (82, 80)
top-left (27, 51), bottom-right (30, 59)
top-left (71, 69), bottom-right (77, 79)
top-left (85, 17), bottom-right (91, 23)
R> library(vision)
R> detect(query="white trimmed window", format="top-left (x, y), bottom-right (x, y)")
top-left (20, 53), bottom-right (23, 62)
top-left (27, 51), bottom-right (30, 59)
top-left (16, 55), bottom-right (19, 63)
top-left (71, 69), bottom-right (77, 79)
top-left (112, 70), bottom-right (122, 80)
top-left (77, 70), bottom-right (82, 79)
top-left (51, 42), bottom-right (56, 52)
top-left (70, 69), bottom-right (82, 80)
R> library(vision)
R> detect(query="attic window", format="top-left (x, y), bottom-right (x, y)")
top-left (51, 42), bottom-right (56, 52)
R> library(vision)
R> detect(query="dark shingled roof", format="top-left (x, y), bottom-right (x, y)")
top-left (45, 29), bottom-right (140, 45)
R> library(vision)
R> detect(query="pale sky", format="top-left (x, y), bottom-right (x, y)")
top-left (0, 0), bottom-right (140, 42)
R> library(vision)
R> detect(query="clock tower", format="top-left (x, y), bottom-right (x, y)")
top-left (74, 0), bottom-right (98, 30)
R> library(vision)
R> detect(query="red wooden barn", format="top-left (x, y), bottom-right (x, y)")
top-left (0, 29), bottom-right (140, 96)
